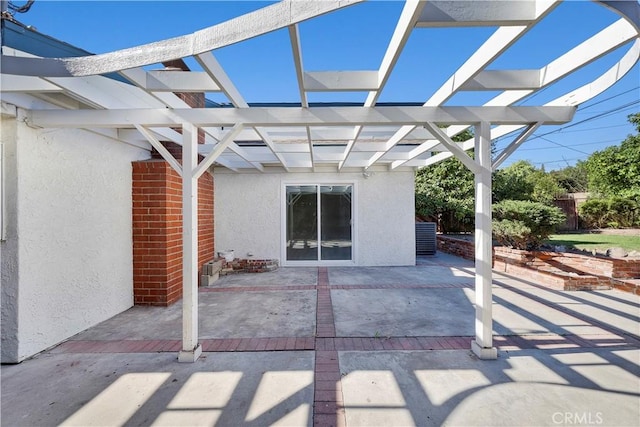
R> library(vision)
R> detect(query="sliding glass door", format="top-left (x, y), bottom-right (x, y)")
top-left (285, 184), bottom-right (353, 263)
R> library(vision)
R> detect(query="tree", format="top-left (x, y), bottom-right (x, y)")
top-left (551, 162), bottom-right (588, 193)
top-left (415, 129), bottom-right (474, 232)
top-left (585, 113), bottom-right (640, 199)
top-left (493, 160), bottom-right (535, 202)
top-left (531, 171), bottom-right (564, 204)
top-left (415, 156), bottom-right (475, 232)
top-left (493, 160), bottom-right (564, 204)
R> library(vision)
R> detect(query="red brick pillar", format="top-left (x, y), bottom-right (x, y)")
top-left (132, 161), bottom-right (215, 306)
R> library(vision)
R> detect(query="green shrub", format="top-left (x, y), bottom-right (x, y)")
top-left (579, 197), bottom-right (640, 228)
top-left (579, 198), bottom-right (609, 228)
top-left (493, 219), bottom-right (531, 250)
top-left (492, 200), bottom-right (566, 250)
top-left (608, 197), bottom-right (638, 228)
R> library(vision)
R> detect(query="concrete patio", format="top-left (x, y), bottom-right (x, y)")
top-left (2, 253), bottom-right (639, 426)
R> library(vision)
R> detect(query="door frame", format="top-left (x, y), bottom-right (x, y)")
top-left (281, 180), bottom-right (357, 267)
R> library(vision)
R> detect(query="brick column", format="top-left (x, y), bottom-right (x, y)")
top-left (132, 161), bottom-right (214, 306)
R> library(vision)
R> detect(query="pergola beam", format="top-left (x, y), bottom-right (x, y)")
top-left (29, 106), bottom-right (577, 128)
top-left (143, 71), bottom-right (221, 92)
top-left (0, 0), bottom-right (365, 78)
top-left (417, 0), bottom-right (550, 27)
top-left (303, 71), bottom-right (379, 91)
top-left (0, 75), bottom-right (62, 92)
top-left (288, 24), bottom-right (315, 171)
top-left (460, 70), bottom-right (541, 91)
top-left (289, 24), bottom-right (308, 107)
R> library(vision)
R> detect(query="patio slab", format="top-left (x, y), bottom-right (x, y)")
top-left (329, 264), bottom-right (475, 286)
top-left (332, 288), bottom-right (475, 337)
top-left (2, 253), bottom-right (639, 426)
top-left (339, 348), bottom-right (640, 427)
top-left (70, 290), bottom-right (316, 340)
top-left (1, 351), bottom-right (315, 427)
top-left (212, 267), bottom-right (318, 287)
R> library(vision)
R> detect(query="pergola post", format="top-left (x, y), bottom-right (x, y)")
top-left (178, 123), bottom-right (201, 363)
top-left (471, 121), bottom-right (497, 360)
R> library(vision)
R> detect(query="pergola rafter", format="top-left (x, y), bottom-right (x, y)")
top-left (27, 105), bottom-right (577, 128)
top-left (2, 0), bottom-right (638, 363)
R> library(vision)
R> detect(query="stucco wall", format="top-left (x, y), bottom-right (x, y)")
top-left (1, 116), bottom-right (20, 362)
top-left (214, 170), bottom-right (415, 266)
top-left (1, 113), bottom-right (148, 362)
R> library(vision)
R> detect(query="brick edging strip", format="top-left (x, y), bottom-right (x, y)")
top-left (200, 285), bottom-right (317, 292)
top-left (313, 267), bottom-right (344, 426)
top-left (200, 283), bottom-right (473, 293)
top-left (50, 333), bottom-right (639, 355)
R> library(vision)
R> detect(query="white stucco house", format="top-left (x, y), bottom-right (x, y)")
top-left (1, 0), bottom-right (638, 363)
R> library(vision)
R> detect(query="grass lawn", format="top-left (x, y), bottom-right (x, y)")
top-left (547, 233), bottom-right (640, 252)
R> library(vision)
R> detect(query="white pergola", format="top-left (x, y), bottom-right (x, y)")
top-left (1, 0), bottom-right (638, 362)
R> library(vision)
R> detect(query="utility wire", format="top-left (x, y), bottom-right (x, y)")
top-left (537, 123), bottom-right (629, 133)
top-left (495, 124), bottom-right (628, 148)
top-left (540, 100), bottom-right (639, 135)
top-left (516, 137), bottom-right (623, 151)
top-left (536, 135), bottom-right (591, 155)
top-left (494, 100), bottom-right (639, 150)
top-left (503, 157), bottom-right (586, 167)
top-left (577, 86), bottom-right (639, 111)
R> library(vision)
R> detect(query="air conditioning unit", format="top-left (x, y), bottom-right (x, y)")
top-left (416, 222), bottom-right (437, 255)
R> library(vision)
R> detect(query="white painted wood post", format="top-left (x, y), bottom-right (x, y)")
top-left (178, 123), bottom-right (202, 362)
top-left (472, 121), bottom-right (497, 359)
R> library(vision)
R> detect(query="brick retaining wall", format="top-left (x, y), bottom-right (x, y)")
top-left (437, 235), bottom-right (475, 260)
top-left (436, 235), bottom-right (639, 293)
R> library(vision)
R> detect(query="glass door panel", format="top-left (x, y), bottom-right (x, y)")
top-left (286, 184), bottom-right (353, 262)
top-left (320, 185), bottom-right (352, 261)
top-left (286, 186), bottom-right (318, 260)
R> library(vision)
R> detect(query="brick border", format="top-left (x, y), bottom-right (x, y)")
top-left (50, 333), bottom-right (638, 355)
top-left (316, 268), bottom-right (336, 338)
top-left (200, 285), bottom-right (317, 292)
top-left (314, 350), bottom-right (344, 427)
top-left (329, 283), bottom-right (473, 289)
top-left (313, 267), bottom-right (343, 426)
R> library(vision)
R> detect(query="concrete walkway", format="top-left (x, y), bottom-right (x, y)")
top-left (2, 253), bottom-right (639, 426)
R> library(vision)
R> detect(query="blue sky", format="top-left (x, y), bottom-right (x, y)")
top-left (12, 0), bottom-right (640, 170)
